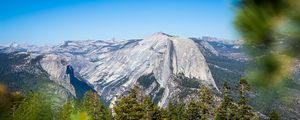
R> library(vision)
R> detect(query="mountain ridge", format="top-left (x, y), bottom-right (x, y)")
top-left (1, 33), bottom-right (300, 119)
top-left (0, 33), bottom-right (220, 107)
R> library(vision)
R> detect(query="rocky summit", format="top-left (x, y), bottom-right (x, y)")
top-left (0, 33), bottom-right (219, 107)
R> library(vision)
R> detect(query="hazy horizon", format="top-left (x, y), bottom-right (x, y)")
top-left (0, 32), bottom-right (236, 46)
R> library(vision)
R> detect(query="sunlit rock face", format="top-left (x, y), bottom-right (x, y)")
top-left (2, 32), bottom-right (219, 107)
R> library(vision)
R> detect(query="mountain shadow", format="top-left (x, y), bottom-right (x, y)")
top-left (66, 65), bottom-right (95, 98)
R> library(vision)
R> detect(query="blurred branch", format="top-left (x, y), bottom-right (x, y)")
top-left (234, 0), bottom-right (300, 88)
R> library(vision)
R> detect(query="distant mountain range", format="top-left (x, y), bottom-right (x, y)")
top-left (1, 32), bottom-right (299, 119)
top-left (1, 33), bottom-right (246, 106)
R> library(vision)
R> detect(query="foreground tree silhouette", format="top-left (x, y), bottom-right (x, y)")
top-left (166, 101), bottom-right (177, 119)
top-left (215, 81), bottom-right (238, 120)
top-left (164, 100), bottom-right (185, 120)
top-left (185, 99), bottom-right (201, 120)
top-left (235, 1), bottom-right (300, 118)
top-left (82, 91), bottom-right (111, 120)
top-left (59, 98), bottom-right (74, 120)
top-left (198, 85), bottom-right (214, 119)
top-left (13, 92), bottom-right (53, 120)
top-left (235, 0), bottom-right (300, 88)
top-left (142, 96), bottom-right (153, 120)
top-left (113, 86), bottom-right (144, 120)
top-left (237, 78), bottom-right (255, 119)
top-left (59, 91), bottom-right (112, 120)
top-left (142, 96), bottom-right (163, 120)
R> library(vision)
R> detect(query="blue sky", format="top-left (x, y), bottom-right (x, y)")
top-left (0, 0), bottom-right (238, 45)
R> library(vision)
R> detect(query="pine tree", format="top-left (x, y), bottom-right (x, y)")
top-left (268, 109), bottom-right (281, 120)
top-left (215, 81), bottom-right (238, 120)
top-left (59, 98), bottom-right (74, 120)
top-left (167, 101), bottom-right (177, 119)
top-left (160, 107), bottom-right (169, 120)
top-left (166, 100), bottom-right (186, 120)
top-left (142, 96), bottom-right (163, 120)
top-left (198, 85), bottom-right (214, 119)
top-left (142, 96), bottom-right (153, 120)
top-left (113, 86), bottom-right (144, 120)
top-left (73, 98), bottom-right (82, 112)
top-left (165, 100), bottom-right (186, 120)
top-left (185, 99), bottom-right (201, 120)
top-left (174, 100), bottom-right (186, 120)
top-left (13, 92), bottom-right (53, 120)
top-left (152, 105), bottom-right (163, 120)
top-left (237, 78), bottom-right (255, 120)
top-left (82, 91), bottom-right (110, 120)
top-left (238, 77), bottom-right (250, 95)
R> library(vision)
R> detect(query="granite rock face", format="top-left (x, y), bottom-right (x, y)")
top-left (1, 33), bottom-right (218, 107)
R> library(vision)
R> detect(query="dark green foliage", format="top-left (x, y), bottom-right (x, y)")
top-left (214, 78), bottom-right (257, 120)
top-left (137, 73), bottom-right (156, 89)
top-left (198, 85), bottom-right (214, 119)
top-left (173, 73), bottom-right (202, 103)
top-left (82, 91), bottom-right (110, 120)
top-left (142, 96), bottom-right (162, 120)
top-left (238, 77), bottom-right (251, 94)
top-left (113, 87), bottom-right (145, 120)
top-left (143, 96), bottom-right (154, 120)
top-left (268, 109), bottom-right (281, 120)
top-left (13, 92), bottom-right (53, 120)
top-left (164, 101), bottom-right (186, 120)
top-left (174, 101), bottom-right (186, 120)
top-left (58, 91), bottom-right (112, 120)
top-left (199, 86), bottom-right (213, 105)
top-left (234, 5), bottom-right (300, 117)
top-left (237, 78), bottom-right (255, 120)
top-left (166, 100), bottom-right (185, 120)
top-left (166, 101), bottom-right (176, 119)
top-left (113, 86), bottom-right (165, 120)
top-left (238, 96), bottom-right (255, 119)
top-left (153, 88), bottom-right (164, 104)
top-left (59, 98), bottom-right (73, 120)
top-left (185, 99), bottom-right (201, 120)
top-left (181, 86), bottom-right (215, 120)
top-left (175, 73), bottom-right (200, 88)
top-left (215, 81), bottom-right (238, 120)
top-left (1, 77), bottom-right (267, 120)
